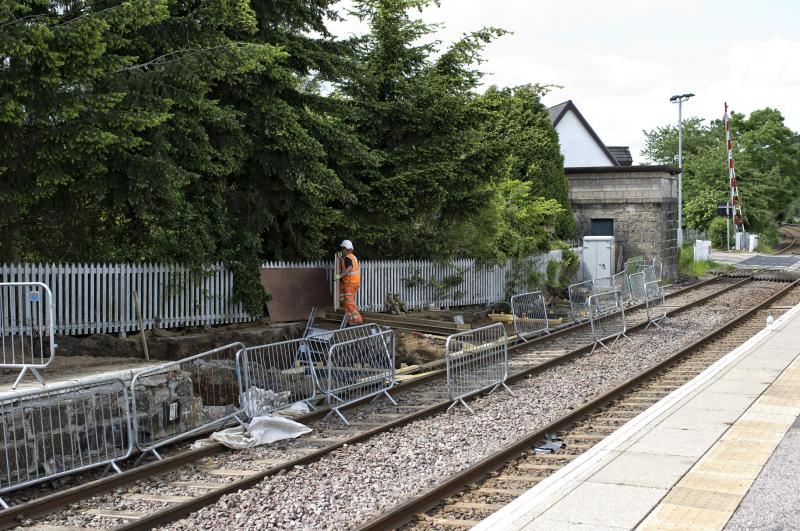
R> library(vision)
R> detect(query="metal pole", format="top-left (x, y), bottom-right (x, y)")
top-left (677, 100), bottom-right (683, 248)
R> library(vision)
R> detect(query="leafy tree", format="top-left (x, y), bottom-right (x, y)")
top-left (642, 108), bottom-right (800, 241)
top-left (333, 0), bottom-right (509, 260)
top-left (478, 84), bottom-right (573, 238)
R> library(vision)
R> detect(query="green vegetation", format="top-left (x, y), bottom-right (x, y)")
top-left (643, 109), bottom-right (800, 244)
top-left (1, 0), bottom-right (572, 311)
top-left (677, 245), bottom-right (727, 278)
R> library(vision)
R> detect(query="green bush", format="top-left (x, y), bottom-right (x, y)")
top-left (708, 217), bottom-right (731, 249)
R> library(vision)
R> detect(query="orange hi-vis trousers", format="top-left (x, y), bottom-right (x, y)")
top-left (339, 282), bottom-right (363, 326)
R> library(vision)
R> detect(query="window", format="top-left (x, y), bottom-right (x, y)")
top-left (591, 219), bottom-right (614, 236)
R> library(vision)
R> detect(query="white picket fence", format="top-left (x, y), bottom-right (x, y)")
top-left (264, 250), bottom-right (566, 312)
top-left (2, 250), bottom-right (571, 335)
top-left (0, 263), bottom-right (248, 336)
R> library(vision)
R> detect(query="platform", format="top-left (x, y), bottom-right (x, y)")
top-left (710, 250), bottom-right (800, 271)
top-left (475, 299), bottom-right (800, 530)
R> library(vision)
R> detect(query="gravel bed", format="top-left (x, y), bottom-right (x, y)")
top-left (149, 283), bottom-right (780, 530)
top-left (25, 281), bottom-right (784, 530)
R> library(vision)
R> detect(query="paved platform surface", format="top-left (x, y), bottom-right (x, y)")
top-left (475, 299), bottom-right (800, 531)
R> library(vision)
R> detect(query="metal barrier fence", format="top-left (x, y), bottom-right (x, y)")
top-left (613, 271), bottom-right (631, 305)
top-left (568, 280), bottom-right (594, 322)
top-left (628, 271), bottom-right (646, 305)
top-left (322, 330), bottom-right (396, 425)
top-left (131, 342), bottom-right (244, 460)
top-left (644, 280), bottom-right (669, 330)
top-left (592, 275), bottom-right (616, 296)
top-left (0, 282), bottom-right (56, 389)
top-left (588, 291), bottom-right (629, 352)
top-left (0, 378), bottom-right (132, 509)
top-left (652, 257), bottom-right (663, 280)
top-left (510, 291), bottom-right (550, 341)
top-left (643, 265), bottom-right (658, 286)
top-left (236, 339), bottom-right (318, 419)
top-left (444, 323), bottom-right (510, 413)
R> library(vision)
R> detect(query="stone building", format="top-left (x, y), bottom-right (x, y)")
top-left (566, 165), bottom-right (679, 279)
top-left (547, 100), bottom-right (679, 279)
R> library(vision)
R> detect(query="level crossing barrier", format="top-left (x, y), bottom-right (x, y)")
top-left (0, 282), bottom-right (56, 389)
top-left (568, 280), bottom-right (594, 322)
top-left (444, 323), bottom-right (510, 413)
top-left (236, 338), bottom-right (318, 419)
top-left (0, 378), bottom-right (133, 509)
top-left (588, 290), bottom-right (629, 352)
top-left (130, 342), bottom-right (244, 461)
top-left (510, 291), bottom-right (550, 341)
top-left (322, 329), bottom-right (396, 425)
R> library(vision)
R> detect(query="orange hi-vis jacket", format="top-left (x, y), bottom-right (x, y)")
top-left (341, 252), bottom-right (361, 285)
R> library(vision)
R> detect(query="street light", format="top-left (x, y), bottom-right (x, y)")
top-left (670, 93), bottom-right (694, 248)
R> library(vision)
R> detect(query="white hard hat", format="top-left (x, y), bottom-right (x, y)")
top-left (339, 239), bottom-right (353, 250)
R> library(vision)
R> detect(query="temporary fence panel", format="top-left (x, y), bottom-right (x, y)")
top-left (0, 282), bottom-right (56, 389)
top-left (131, 342), bottom-right (244, 459)
top-left (444, 323), bottom-right (510, 413)
top-left (612, 271), bottom-right (631, 305)
top-left (305, 323), bottom-right (384, 361)
top-left (510, 291), bottom-right (550, 341)
top-left (652, 257), bottom-right (664, 280)
top-left (0, 263), bottom-right (249, 336)
top-left (625, 256), bottom-right (646, 275)
top-left (643, 265), bottom-right (658, 286)
top-left (236, 339), bottom-right (318, 419)
top-left (588, 291), bottom-right (629, 352)
top-left (0, 378), bottom-right (132, 508)
top-left (628, 271), bottom-right (647, 305)
top-left (568, 279), bottom-right (594, 322)
top-left (324, 330), bottom-right (396, 425)
top-left (644, 280), bottom-right (669, 329)
top-left (592, 275), bottom-right (616, 296)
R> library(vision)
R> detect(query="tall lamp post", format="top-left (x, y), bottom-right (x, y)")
top-left (670, 93), bottom-right (694, 248)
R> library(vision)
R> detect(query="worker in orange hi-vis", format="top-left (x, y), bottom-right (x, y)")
top-left (335, 240), bottom-right (364, 326)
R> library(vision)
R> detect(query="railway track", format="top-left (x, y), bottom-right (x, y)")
top-left (1, 275), bottom-right (787, 530)
top-left (359, 279), bottom-right (800, 531)
top-left (777, 224), bottom-right (800, 255)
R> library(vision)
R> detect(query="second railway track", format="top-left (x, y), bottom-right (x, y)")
top-left (3, 274), bottom-right (794, 530)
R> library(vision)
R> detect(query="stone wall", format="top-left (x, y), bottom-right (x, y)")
top-left (566, 166), bottom-right (679, 280)
top-left (0, 381), bottom-right (130, 488)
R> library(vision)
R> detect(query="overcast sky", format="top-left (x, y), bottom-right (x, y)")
top-left (329, 0), bottom-right (800, 163)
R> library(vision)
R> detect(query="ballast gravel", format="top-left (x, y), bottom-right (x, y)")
top-left (146, 283), bottom-right (781, 531)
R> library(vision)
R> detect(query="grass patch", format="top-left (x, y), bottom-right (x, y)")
top-left (678, 245), bottom-right (729, 278)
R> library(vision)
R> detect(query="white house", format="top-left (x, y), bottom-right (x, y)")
top-left (548, 100), bottom-right (632, 168)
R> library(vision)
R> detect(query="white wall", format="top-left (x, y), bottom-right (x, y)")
top-left (555, 109), bottom-right (616, 167)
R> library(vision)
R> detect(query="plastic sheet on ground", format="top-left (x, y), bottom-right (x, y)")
top-left (191, 410), bottom-right (312, 450)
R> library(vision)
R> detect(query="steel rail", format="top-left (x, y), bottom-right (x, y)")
top-left (110, 276), bottom-right (755, 531)
top-left (776, 224), bottom-right (800, 255)
top-left (354, 278), bottom-right (800, 531)
top-left (0, 275), bottom-right (735, 529)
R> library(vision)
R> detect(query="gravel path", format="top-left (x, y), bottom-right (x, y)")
top-left (136, 283), bottom-right (781, 531)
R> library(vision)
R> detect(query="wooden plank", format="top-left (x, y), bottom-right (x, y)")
top-left (202, 468), bottom-right (256, 477)
top-left (431, 518), bottom-right (483, 528)
top-left (517, 463), bottom-right (560, 471)
top-left (83, 509), bottom-right (145, 520)
top-left (169, 480), bottom-right (226, 489)
top-left (480, 487), bottom-right (525, 496)
top-left (449, 501), bottom-right (506, 511)
top-left (128, 494), bottom-right (194, 503)
top-left (496, 475), bottom-right (544, 483)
